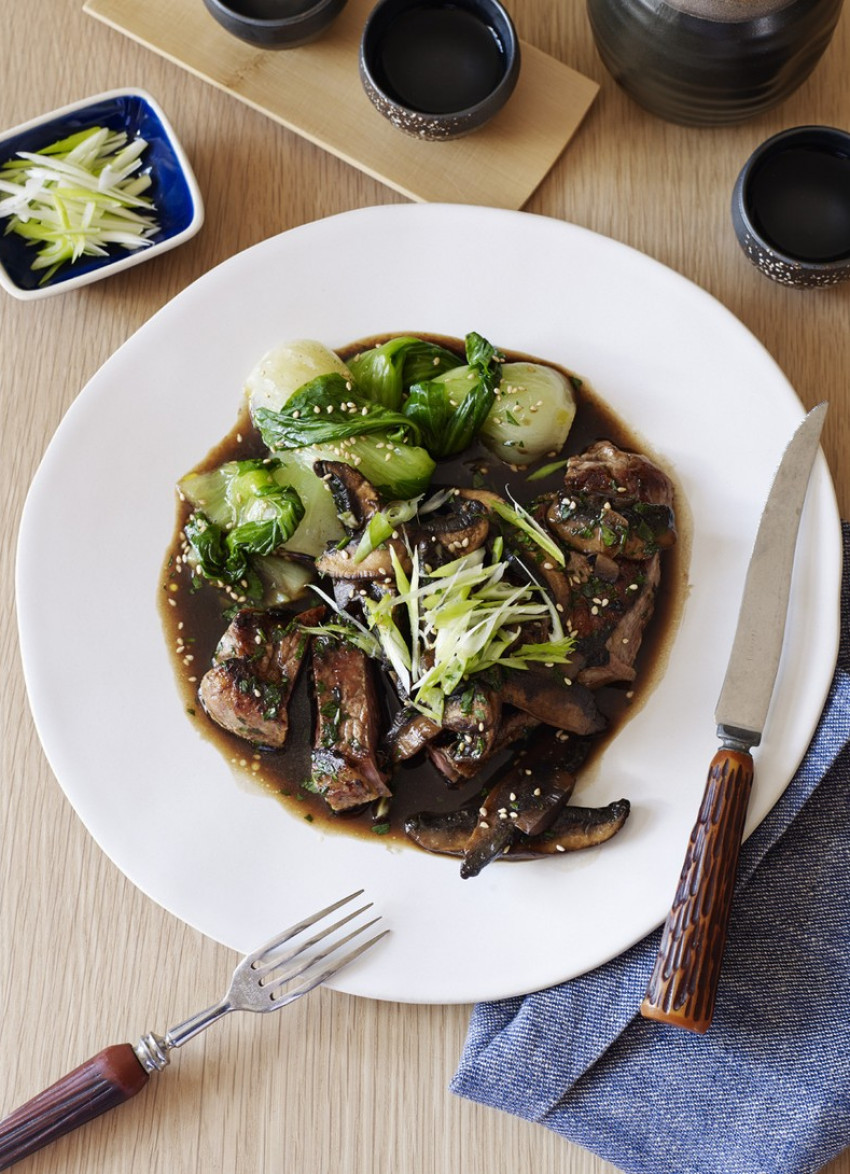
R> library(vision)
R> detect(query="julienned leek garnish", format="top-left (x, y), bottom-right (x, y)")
top-left (0, 126), bottom-right (159, 282)
top-left (361, 543), bottom-right (576, 723)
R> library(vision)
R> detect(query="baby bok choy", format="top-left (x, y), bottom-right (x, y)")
top-left (180, 458), bottom-right (306, 603)
top-left (246, 339), bottom-right (436, 501)
top-left (346, 335), bottom-right (463, 409)
top-left (429, 359), bottom-right (577, 466)
top-left (400, 331), bottom-right (505, 459)
top-left (254, 373), bottom-right (436, 500)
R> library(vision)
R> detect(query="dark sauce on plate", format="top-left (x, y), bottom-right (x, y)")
top-left (373, 6), bottom-right (507, 113)
top-left (160, 336), bottom-right (687, 848)
top-left (747, 145), bottom-right (850, 262)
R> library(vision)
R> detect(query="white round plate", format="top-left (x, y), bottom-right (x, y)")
top-left (16, 205), bottom-right (841, 1005)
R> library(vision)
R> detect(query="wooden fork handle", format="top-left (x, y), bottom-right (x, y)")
top-left (640, 747), bottom-right (754, 1033)
top-left (0, 1044), bottom-right (149, 1170)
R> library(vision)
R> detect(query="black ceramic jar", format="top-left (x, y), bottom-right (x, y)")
top-left (586, 0), bottom-right (844, 126)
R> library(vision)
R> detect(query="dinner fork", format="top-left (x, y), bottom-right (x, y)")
top-left (0, 891), bottom-right (387, 1171)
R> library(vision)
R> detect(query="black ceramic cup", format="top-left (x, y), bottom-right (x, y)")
top-left (359, 0), bottom-right (520, 140)
top-left (203, 0), bottom-right (348, 47)
top-left (731, 125), bottom-right (850, 288)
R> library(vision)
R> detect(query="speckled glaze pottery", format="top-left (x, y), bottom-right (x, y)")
top-left (359, 0), bottom-right (520, 141)
top-left (202, 0), bottom-right (347, 47)
top-left (731, 125), bottom-right (850, 288)
top-left (587, 0), bottom-right (844, 126)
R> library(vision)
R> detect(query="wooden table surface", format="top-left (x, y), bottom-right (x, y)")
top-left (1, 3), bottom-right (848, 1172)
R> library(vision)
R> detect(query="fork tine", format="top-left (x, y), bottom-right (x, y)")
top-left (260, 916), bottom-right (384, 993)
top-left (269, 927), bottom-right (391, 1008)
top-left (244, 890), bottom-right (365, 968)
top-left (252, 904), bottom-right (373, 980)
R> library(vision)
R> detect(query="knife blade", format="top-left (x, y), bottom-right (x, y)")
top-left (640, 402), bottom-right (827, 1033)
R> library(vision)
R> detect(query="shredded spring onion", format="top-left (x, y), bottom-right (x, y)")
top-left (363, 544), bottom-right (576, 720)
top-left (0, 126), bottom-right (159, 283)
top-left (490, 495), bottom-right (566, 567)
top-left (353, 497), bottom-right (421, 563)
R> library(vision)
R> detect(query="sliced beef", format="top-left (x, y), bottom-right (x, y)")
top-left (546, 440), bottom-right (676, 560)
top-left (562, 440), bottom-right (675, 508)
top-left (198, 605), bottom-right (322, 748)
top-left (575, 554), bottom-right (661, 689)
top-left (310, 635), bottom-right (391, 812)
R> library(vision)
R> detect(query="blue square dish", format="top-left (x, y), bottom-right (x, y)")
top-left (0, 88), bottom-right (204, 300)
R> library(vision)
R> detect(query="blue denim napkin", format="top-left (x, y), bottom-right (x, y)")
top-left (452, 522), bottom-right (850, 1174)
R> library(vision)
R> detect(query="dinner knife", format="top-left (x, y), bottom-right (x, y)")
top-left (640, 401), bottom-right (827, 1033)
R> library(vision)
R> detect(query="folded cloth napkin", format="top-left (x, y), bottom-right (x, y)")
top-left (452, 521), bottom-right (850, 1174)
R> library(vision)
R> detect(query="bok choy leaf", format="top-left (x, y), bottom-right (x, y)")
top-left (347, 336), bottom-right (463, 409)
top-left (253, 373), bottom-right (436, 498)
top-left (401, 331), bottom-right (504, 458)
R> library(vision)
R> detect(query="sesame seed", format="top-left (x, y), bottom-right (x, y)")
top-left (479, 820), bottom-right (489, 830)
top-left (556, 844), bottom-right (567, 853)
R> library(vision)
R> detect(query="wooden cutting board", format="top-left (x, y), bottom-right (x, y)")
top-left (83, 0), bottom-right (598, 208)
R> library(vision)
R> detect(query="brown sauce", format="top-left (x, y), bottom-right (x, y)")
top-left (159, 336), bottom-right (689, 848)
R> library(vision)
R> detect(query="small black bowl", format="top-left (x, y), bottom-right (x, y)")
top-left (359, 0), bottom-right (520, 141)
top-left (731, 125), bottom-right (850, 288)
top-left (203, 0), bottom-right (348, 48)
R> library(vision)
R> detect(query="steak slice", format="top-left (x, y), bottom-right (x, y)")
top-left (198, 606), bottom-right (323, 748)
top-left (546, 440), bottom-right (676, 560)
top-left (310, 635), bottom-right (391, 812)
top-left (575, 553), bottom-right (661, 688)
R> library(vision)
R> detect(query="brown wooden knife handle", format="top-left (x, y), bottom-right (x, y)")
top-left (640, 747), bottom-right (754, 1033)
top-left (0, 1044), bottom-right (149, 1171)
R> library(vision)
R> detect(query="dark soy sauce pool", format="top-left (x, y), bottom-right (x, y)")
top-left (747, 146), bottom-right (850, 262)
top-left (160, 336), bottom-right (685, 848)
top-left (374, 6), bottom-right (506, 113)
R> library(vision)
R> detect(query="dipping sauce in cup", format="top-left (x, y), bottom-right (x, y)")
top-left (360, 0), bottom-right (520, 140)
top-left (732, 126), bottom-right (850, 288)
